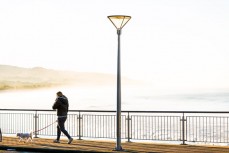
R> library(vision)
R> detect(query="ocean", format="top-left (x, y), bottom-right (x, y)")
top-left (0, 85), bottom-right (229, 111)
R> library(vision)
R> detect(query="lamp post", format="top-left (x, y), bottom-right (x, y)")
top-left (107, 15), bottom-right (131, 151)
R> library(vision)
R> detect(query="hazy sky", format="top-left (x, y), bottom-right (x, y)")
top-left (0, 0), bottom-right (229, 90)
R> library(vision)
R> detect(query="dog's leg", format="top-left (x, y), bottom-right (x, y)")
top-left (29, 133), bottom-right (33, 142)
top-left (28, 137), bottom-right (32, 142)
top-left (19, 137), bottom-right (22, 142)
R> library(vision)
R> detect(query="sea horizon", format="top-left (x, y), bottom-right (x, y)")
top-left (1, 85), bottom-right (229, 112)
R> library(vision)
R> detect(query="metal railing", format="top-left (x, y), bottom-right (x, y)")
top-left (1, 109), bottom-right (229, 145)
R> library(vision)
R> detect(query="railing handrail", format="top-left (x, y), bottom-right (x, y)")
top-left (1, 109), bottom-right (229, 114)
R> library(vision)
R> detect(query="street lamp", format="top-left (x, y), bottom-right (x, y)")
top-left (107, 15), bottom-right (131, 151)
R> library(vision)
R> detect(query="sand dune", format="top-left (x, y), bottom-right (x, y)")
top-left (0, 65), bottom-right (137, 90)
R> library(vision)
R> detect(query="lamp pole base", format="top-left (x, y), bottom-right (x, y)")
top-left (113, 146), bottom-right (124, 151)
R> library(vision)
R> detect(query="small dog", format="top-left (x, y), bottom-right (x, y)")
top-left (16, 132), bottom-right (33, 142)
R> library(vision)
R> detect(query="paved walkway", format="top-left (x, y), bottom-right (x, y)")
top-left (1, 137), bottom-right (229, 153)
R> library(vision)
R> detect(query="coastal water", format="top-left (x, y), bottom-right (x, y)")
top-left (0, 85), bottom-right (229, 111)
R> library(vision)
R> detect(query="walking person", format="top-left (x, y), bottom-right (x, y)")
top-left (52, 91), bottom-right (73, 144)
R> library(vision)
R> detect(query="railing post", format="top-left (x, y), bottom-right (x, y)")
top-left (34, 111), bottom-right (39, 138)
top-left (181, 112), bottom-right (187, 145)
top-left (126, 112), bottom-right (131, 142)
top-left (0, 128), bottom-right (2, 142)
top-left (78, 111), bottom-right (82, 140)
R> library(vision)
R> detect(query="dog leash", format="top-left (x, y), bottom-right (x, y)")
top-left (33, 120), bottom-right (57, 134)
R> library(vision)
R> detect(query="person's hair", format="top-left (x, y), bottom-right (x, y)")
top-left (56, 91), bottom-right (63, 97)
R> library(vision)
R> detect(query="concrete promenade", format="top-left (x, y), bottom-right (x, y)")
top-left (1, 137), bottom-right (229, 153)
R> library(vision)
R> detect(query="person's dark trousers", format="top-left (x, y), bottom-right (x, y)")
top-left (57, 117), bottom-right (71, 140)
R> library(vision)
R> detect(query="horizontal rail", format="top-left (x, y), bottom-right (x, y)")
top-left (1, 109), bottom-right (229, 114)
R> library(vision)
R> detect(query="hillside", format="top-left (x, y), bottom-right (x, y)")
top-left (0, 65), bottom-right (134, 90)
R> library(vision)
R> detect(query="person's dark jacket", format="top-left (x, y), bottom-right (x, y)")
top-left (52, 95), bottom-right (69, 116)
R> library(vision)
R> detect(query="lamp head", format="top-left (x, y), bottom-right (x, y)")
top-left (108, 15), bottom-right (131, 30)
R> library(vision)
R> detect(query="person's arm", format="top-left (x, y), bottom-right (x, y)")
top-left (52, 98), bottom-right (60, 109)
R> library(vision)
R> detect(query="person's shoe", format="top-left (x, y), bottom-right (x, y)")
top-left (53, 139), bottom-right (60, 143)
top-left (68, 138), bottom-right (73, 144)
